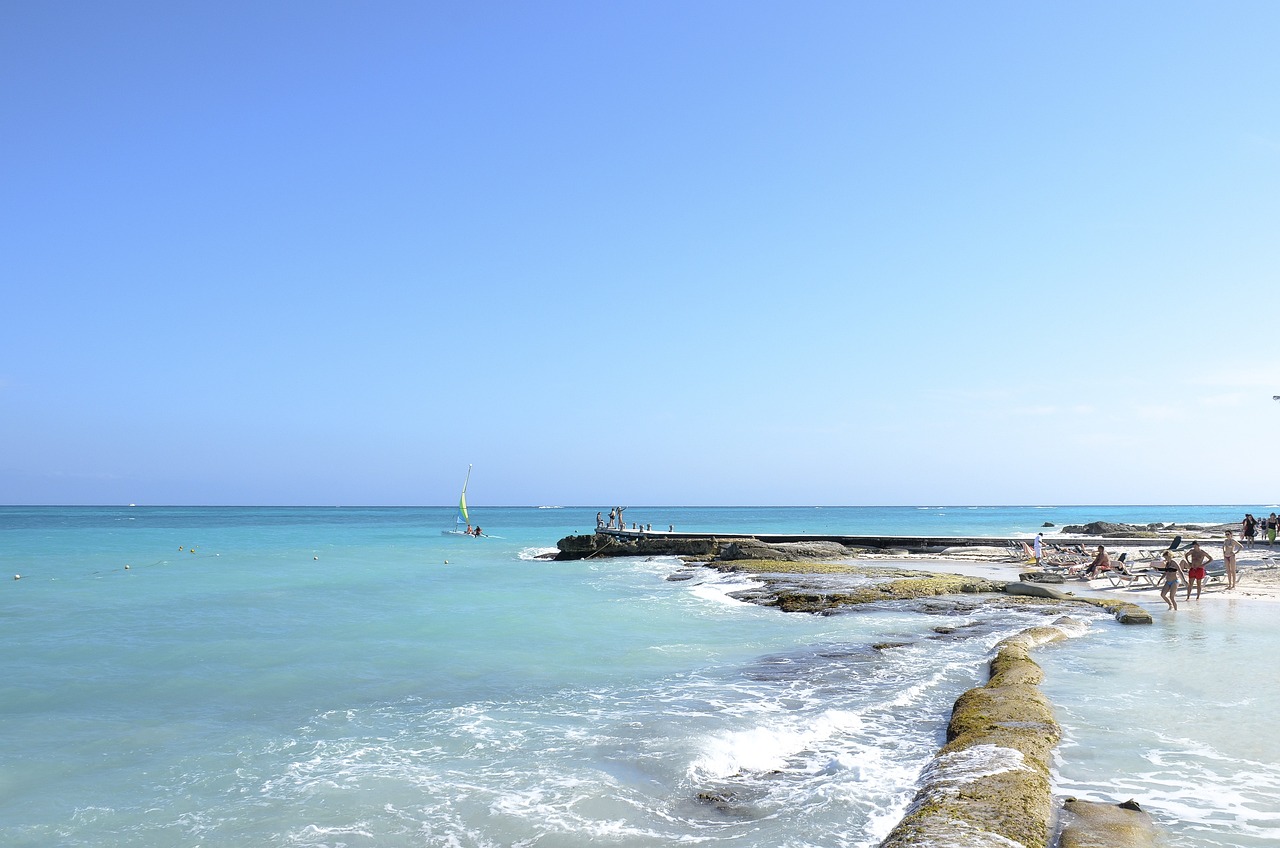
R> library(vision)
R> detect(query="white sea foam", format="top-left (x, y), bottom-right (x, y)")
top-left (689, 708), bottom-right (866, 779)
top-left (688, 573), bottom-right (760, 606)
top-left (920, 744), bottom-right (1029, 787)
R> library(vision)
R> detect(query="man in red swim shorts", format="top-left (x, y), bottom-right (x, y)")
top-left (1183, 541), bottom-right (1214, 601)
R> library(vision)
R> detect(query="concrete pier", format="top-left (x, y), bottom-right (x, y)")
top-left (592, 527), bottom-right (1177, 552)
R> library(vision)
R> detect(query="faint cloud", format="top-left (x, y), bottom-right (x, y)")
top-left (1244, 132), bottom-right (1280, 154)
top-left (1132, 404), bottom-right (1184, 421)
top-left (1066, 431), bottom-right (1127, 449)
top-left (1197, 392), bottom-right (1260, 408)
top-left (1009, 404), bottom-right (1096, 417)
top-left (1187, 365), bottom-right (1278, 391)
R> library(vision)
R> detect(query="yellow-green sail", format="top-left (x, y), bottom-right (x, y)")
top-left (456, 465), bottom-right (472, 528)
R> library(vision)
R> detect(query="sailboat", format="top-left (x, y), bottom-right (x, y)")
top-left (442, 465), bottom-right (475, 536)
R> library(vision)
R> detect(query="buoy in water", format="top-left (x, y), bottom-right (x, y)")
top-left (13, 574), bottom-right (21, 580)
top-left (313, 556), bottom-right (318, 561)
top-left (124, 565), bottom-right (130, 570)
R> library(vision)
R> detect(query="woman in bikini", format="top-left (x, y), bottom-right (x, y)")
top-left (1223, 530), bottom-right (1243, 590)
top-left (1155, 550), bottom-right (1184, 610)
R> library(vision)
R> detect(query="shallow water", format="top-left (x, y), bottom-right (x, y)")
top-left (2, 505), bottom-right (1275, 846)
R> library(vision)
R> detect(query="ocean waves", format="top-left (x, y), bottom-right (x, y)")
top-left (6, 507), bottom-right (1278, 847)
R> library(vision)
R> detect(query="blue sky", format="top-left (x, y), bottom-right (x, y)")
top-left (3, 2), bottom-right (1279, 506)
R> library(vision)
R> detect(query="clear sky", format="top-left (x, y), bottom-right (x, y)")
top-left (3, 2), bottom-right (1279, 507)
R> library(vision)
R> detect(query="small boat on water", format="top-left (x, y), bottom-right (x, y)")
top-left (442, 465), bottom-right (475, 536)
top-left (442, 466), bottom-right (493, 537)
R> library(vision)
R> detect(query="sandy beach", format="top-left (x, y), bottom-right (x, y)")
top-left (876, 539), bottom-right (1280, 603)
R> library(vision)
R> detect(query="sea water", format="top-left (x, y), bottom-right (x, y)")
top-left (1, 505), bottom-right (1277, 847)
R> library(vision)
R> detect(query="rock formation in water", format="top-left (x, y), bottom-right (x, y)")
top-left (1058, 797), bottom-right (1159, 848)
top-left (879, 624), bottom-right (1068, 848)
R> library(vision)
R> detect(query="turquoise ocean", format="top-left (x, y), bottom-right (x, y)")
top-left (3, 505), bottom-right (1278, 847)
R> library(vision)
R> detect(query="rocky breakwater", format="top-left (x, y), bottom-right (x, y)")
top-left (1061, 519), bottom-right (1230, 538)
top-left (553, 533), bottom-right (858, 562)
top-left (879, 622), bottom-right (1071, 848)
top-left (554, 532), bottom-right (720, 561)
top-left (1005, 582), bottom-right (1153, 625)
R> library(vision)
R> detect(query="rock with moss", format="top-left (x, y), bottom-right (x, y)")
top-left (1005, 581), bottom-right (1073, 600)
top-left (554, 533), bottom-right (720, 561)
top-left (717, 538), bottom-right (857, 561)
top-left (880, 626), bottom-right (1068, 848)
top-left (762, 573), bottom-right (1007, 613)
top-left (1077, 597), bottom-right (1153, 625)
top-left (1058, 798), bottom-right (1158, 848)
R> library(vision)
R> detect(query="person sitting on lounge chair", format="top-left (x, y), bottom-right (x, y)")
top-left (1081, 546), bottom-right (1112, 579)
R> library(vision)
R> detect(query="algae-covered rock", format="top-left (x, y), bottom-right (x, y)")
top-left (1115, 606), bottom-right (1154, 624)
top-left (880, 631), bottom-right (1065, 848)
top-left (1059, 797), bottom-right (1159, 848)
top-left (717, 559), bottom-right (867, 575)
top-left (987, 644), bottom-right (1045, 688)
top-left (1005, 581), bottom-right (1072, 600)
top-left (554, 533), bottom-right (721, 560)
top-left (1080, 597), bottom-right (1154, 625)
top-left (717, 539), bottom-right (855, 561)
top-left (767, 573), bottom-right (1006, 613)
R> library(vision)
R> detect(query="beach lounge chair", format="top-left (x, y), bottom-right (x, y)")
top-left (1105, 565), bottom-right (1159, 589)
top-left (1042, 545), bottom-right (1089, 571)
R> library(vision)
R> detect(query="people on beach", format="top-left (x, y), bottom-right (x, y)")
top-left (1268, 513), bottom-right (1278, 545)
top-left (1183, 541), bottom-right (1214, 600)
top-left (1082, 546), bottom-right (1111, 579)
top-left (1155, 550), bottom-right (1184, 610)
top-left (1243, 513), bottom-right (1257, 549)
top-left (1033, 532), bottom-right (1044, 566)
top-left (1223, 530), bottom-right (1243, 590)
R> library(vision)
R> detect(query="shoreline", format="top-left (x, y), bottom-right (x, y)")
top-left (867, 543), bottom-right (1280, 605)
